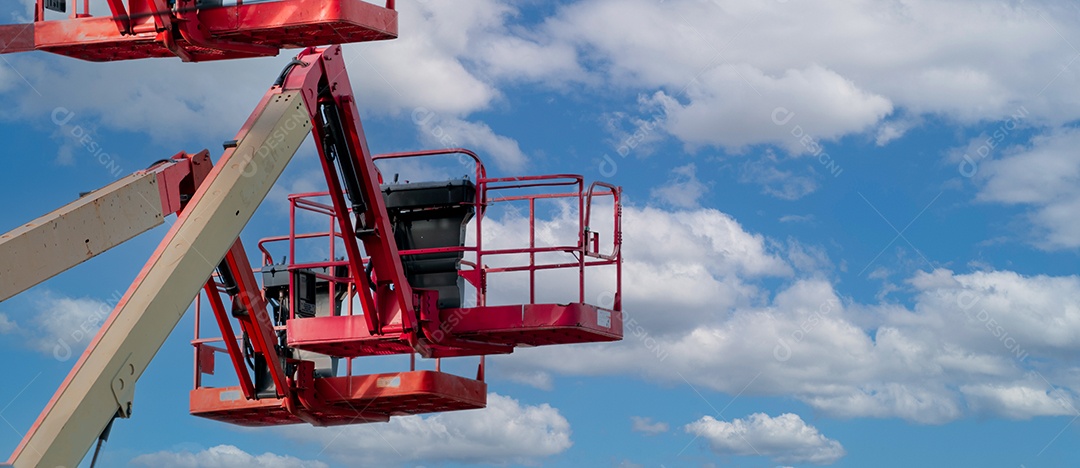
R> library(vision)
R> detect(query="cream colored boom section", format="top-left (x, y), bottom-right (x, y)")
top-left (0, 172), bottom-right (165, 303)
top-left (6, 91), bottom-right (311, 468)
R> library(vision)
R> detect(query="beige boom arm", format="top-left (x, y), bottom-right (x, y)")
top-left (0, 153), bottom-right (211, 303)
top-left (5, 90), bottom-right (311, 468)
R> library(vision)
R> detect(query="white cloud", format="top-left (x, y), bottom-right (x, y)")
top-left (287, 393), bottom-right (571, 466)
top-left (0, 63), bottom-right (17, 94)
top-left (976, 128), bottom-right (1078, 206)
top-left (341, 1), bottom-right (503, 117)
top-left (130, 445), bottom-right (327, 468)
top-left (784, 239), bottom-right (833, 275)
top-left (414, 114), bottom-right (528, 172)
top-left (973, 127), bottom-right (1080, 249)
top-left (1, 56), bottom-right (275, 145)
top-left (0, 312), bottom-right (16, 334)
top-left (630, 416), bottom-right (669, 435)
top-left (779, 214), bottom-right (815, 224)
top-left (494, 203), bottom-right (1080, 423)
top-left (874, 114), bottom-right (923, 146)
top-left (650, 64), bottom-right (892, 153)
top-left (628, 207), bottom-right (791, 279)
top-left (544, 0), bottom-right (1080, 127)
top-left (473, 204), bottom-right (791, 334)
top-left (685, 413), bottom-right (845, 465)
top-left (504, 369), bottom-right (554, 391)
top-left (6, 291), bottom-right (117, 361)
top-left (469, 28), bottom-right (586, 84)
top-left (505, 265), bottom-right (1080, 423)
top-left (651, 163), bottom-right (708, 208)
top-left (619, 206), bottom-right (792, 335)
top-left (960, 384), bottom-right (1075, 419)
top-left (740, 155), bottom-right (819, 200)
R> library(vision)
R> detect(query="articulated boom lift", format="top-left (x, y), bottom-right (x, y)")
top-left (0, 23), bottom-right (623, 468)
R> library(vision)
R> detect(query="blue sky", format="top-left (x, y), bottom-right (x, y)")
top-left (4, 0), bottom-right (1080, 466)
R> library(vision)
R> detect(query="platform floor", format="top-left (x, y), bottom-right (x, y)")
top-left (190, 370), bottom-right (486, 426)
top-left (287, 303), bottom-right (623, 358)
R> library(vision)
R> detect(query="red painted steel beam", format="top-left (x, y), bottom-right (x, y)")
top-left (283, 45), bottom-right (417, 339)
top-left (221, 240), bottom-right (289, 396)
top-left (0, 24), bottom-right (33, 54)
top-left (152, 151), bottom-right (212, 215)
top-left (201, 280), bottom-right (256, 399)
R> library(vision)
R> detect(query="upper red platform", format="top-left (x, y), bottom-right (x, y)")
top-left (0, 0), bottom-right (396, 61)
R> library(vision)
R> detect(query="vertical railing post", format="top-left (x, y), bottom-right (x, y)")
top-left (288, 197), bottom-right (297, 320)
top-left (193, 293), bottom-right (201, 389)
top-left (529, 198), bottom-right (535, 304)
top-left (476, 180), bottom-right (485, 307)
top-left (578, 179), bottom-right (585, 303)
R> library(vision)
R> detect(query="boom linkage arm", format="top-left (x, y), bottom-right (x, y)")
top-left (0, 151), bottom-right (211, 304)
top-left (283, 45), bottom-right (417, 338)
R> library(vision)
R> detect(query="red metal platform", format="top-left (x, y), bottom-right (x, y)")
top-left (190, 145), bottom-right (622, 427)
top-left (287, 303), bottom-right (623, 358)
top-left (0, 0), bottom-right (396, 61)
top-left (191, 370), bottom-right (486, 426)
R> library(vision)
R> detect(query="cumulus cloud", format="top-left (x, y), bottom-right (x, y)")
top-left (651, 163), bottom-right (708, 208)
top-left (544, 0), bottom-right (1080, 127)
top-left (973, 127), bottom-right (1080, 249)
top-left (739, 155), bottom-right (819, 200)
top-left (875, 115), bottom-right (921, 146)
top-left (685, 413), bottom-right (845, 465)
top-left (495, 203), bottom-right (1080, 423)
top-left (342, 0), bottom-right (505, 116)
top-left (130, 445), bottom-right (327, 468)
top-left (413, 113), bottom-right (528, 172)
top-left (0, 55), bottom-right (275, 145)
top-left (619, 206), bottom-right (792, 335)
top-left (0, 312), bottom-right (16, 334)
top-left (649, 64), bottom-right (892, 153)
top-left (630, 416), bottom-right (669, 435)
top-left (779, 214), bottom-right (815, 224)
top-left (513, 0), bottom-right (1080, 212)
top-left (504, 369), bottom-right (555, 391)
top-left (0, 291), bottom-right (118, 361)
top-left (286, 393), bottom-right (571, 466)
top-left (960, 384), bottom-right (1077, 420)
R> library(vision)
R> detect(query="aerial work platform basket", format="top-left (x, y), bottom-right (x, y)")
top-left (189, 148), bottom-right (623, 426)
top-left (0, 0), bottom-right (396, 61)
